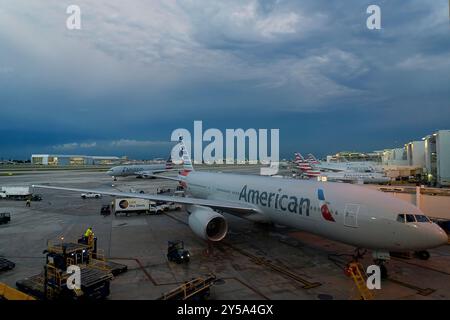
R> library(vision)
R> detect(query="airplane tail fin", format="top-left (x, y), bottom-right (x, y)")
top-left (178, 136), bottom-right (194, 174)
top-left (294, 152), bottom-right (321, 178)
top-left (295, 153), bottom-right (312, 172)
top-left (165, 155), bottom-right (174, 169)
top-left (307, 153), bottom-right (320, 165)
top-left (294, 152), bottom-right (304, 163)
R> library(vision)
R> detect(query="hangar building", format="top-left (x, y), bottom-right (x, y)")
top-left (31, 154), bottom-right (121, 166)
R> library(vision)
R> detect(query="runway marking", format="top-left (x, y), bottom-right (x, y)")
top-left (392, 257), bottom-right (450, 276)
top-left (164, 212), bottom-right (321, 290)
top-left (387, 278), bottom-right (435, 296)
top-left (109, 257), bottom-right (268, 299)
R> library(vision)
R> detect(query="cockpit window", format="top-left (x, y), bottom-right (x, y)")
top-left (415, 215), bottom-right (431, 223)
top-left (398, 214), bottom-right (430, 223)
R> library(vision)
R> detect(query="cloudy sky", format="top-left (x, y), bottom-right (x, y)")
top-left (0, 0), bottom-right (449, 160)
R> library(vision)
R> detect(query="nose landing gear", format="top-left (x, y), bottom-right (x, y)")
top-left (373, 259), bottom-right (388, 279)
top-left (372, 251), bottom-right (390, 279)
top-left (414, 250), bottom-right (430, 260)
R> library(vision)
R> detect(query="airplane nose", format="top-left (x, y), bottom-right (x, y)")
top-left (429, 224), bottom-right (448, 248)
top-left (405, 223), bottom-right (449, 250)
top-left (437, 226), bottom-right (448, 245)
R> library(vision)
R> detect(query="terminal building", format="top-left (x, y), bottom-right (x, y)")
top-left (423, 130), bottom-right (450, 187)
top-left (31, 154), bottom-right (122, 166)
top-left (328, 130), bottom-right (450, 186)
top-left (326, 151), bottom-right (381, 163)
top-left (406, 140), bottom-right (426, 167)
top-left (379, 130), bottom-right (450, 186)
top-left (380, 148), bottom-right (407, 166)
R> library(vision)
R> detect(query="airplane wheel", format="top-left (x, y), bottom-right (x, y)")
top-left (374, 260), bottom-right (388, 279)
top-left (415, 250), bottom-right (430, 260)
top-left (379, 264), bottom-right (388, 279)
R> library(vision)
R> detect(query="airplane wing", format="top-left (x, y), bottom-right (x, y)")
top-left (32, 184), bottom-right (260, 215)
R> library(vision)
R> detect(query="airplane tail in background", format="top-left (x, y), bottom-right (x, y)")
top-left (294, 152), bottom-right (305, 164)
top-left (165, 155), bottom-right (174, 169)
top-left (294, 152), bottom-right (321, 178)
top-left (307, 153), bottom-right (321, 165)
top-left (178, 136), bottom-right (194, 174)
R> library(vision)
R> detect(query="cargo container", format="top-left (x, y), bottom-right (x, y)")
top-left (0, 186), bottom-right (31, 200)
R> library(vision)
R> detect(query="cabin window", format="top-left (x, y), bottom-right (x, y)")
top-left (405, 214), bottom-right (416, 223)
top-left (397, 214), bottom-right (405, 223)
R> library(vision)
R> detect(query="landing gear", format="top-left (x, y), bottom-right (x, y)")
top-left (113, 176), bottom-right (117, 181)
top-left (372, 251), bottom-right (390, 279)
top-left (374, 259), bottom-right (388, 279)
top-left (415, 250), bottom-right (430, 260)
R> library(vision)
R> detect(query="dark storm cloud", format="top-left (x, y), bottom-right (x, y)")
top-left (0, 0), bottom-right (448, 159)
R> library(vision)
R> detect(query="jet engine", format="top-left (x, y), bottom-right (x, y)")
top-left (188, 205), bottom-right (228, 241)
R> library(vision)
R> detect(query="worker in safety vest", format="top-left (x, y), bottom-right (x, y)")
top-left (83, 227), bottom-right (94, 245)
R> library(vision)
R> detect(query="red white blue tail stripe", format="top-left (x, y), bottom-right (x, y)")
top-left (178, 136), bottom-right (194, 175)
top-left (294, 152), bottom-right (321, 177)
top-left (307, 153), bottom-right (321, 165)
top-left (165, 156), bottom-right (174, 169)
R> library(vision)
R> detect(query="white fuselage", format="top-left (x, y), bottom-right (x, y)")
top-left (315, 162), bottom-right (383, 173)
top-left (319, 171), bottom-right (390, 184)
top-left (107, 164), bottom-right (168, 177)
top-left (183, 172), bottom-right (447, 252)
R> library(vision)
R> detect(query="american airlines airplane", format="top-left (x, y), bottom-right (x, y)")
top-left (33, 140), bottom-right (447, 278)
top-left (306, 153), bottom-right (383, 173)
top-left (293, 153), bottom-right (388, 183)
top-left (106, 157), bottom-right (174, 181)
top-left (319, 171), bottom-right (391, 184)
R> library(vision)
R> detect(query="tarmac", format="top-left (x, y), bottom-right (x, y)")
top-left (0, 167), bottom-right (449, 300)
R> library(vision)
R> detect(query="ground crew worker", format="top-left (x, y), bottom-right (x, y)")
top-left (26, 199), bottom-right (31, 207)
top-left (83, 227), bottom-right (94, 245)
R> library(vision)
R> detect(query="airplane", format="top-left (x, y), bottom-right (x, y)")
top-left (318, 171), bottom-right (391, 184)
top-left (33, 138), bottom-right (448, 278)
top-left (106, 156), bottom-right (175, 181)
top-left (294, 153), bottom-right (389, 183)
top-left (306, 153), bottom-right (383, 173)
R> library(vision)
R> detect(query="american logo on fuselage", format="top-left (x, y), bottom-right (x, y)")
top-left (318, 189), bottom-right (335, 222)
top-left (239, 185), bottom-right (310, 216)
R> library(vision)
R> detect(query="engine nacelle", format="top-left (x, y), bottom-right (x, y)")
top-left (188, 205), bottom-right (228, 242)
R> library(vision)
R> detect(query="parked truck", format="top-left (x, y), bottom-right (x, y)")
top-left (113, 198), bottom-right (165, 216)
top-left (0, 186), bottom-right (31, 200)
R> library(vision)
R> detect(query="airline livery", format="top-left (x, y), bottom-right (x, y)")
top-left (33, 139), bottom-right (447, 277)
top-left (107, 157), bottom-right (174, 180)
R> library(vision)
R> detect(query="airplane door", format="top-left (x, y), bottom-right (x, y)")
top-left (344, 204), bottom-right (360, 228)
